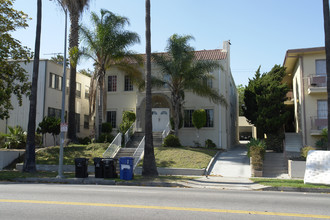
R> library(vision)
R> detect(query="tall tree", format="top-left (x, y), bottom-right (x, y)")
top-left (323, 0), bottom-right (330, 150)
top-left (23, 0), bottom-right (42, 172)
top-left (142, 0), bottom-right (158, 177)
top-left (244, 65), bottom-right (290, 151)
top-left (237, 84), bottom-right (245, 116)
top-left (151, 34), bottom-right (227, 136)
top-left (0, 0), bottom-right (32, 119)
top-left (80, 9), bottom-right (142, 138)
top-left (59, 0), bottom-right (90, 142)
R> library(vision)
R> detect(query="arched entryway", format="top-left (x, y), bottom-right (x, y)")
top-left (136, 93), bottom-right (172, 132)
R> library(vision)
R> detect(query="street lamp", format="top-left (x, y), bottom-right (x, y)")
top-left (51, 0), bottom-right (68, 179)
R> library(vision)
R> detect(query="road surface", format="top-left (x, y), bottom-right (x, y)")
top-left (0, 183), bottom-right (330, 219)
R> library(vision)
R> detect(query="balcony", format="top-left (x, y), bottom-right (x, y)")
top-left (310, 116), bottom-right (328, 135)
top-left (308, 74), bottom-right (327, 94)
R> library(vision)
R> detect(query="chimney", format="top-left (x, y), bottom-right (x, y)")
top-left (222, 40), bottom-right (231, 67)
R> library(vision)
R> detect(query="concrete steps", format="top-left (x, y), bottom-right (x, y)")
top-left (263, 151), bottom-right (288, 178)
top-left (153, 132), bottom-right (163, 147)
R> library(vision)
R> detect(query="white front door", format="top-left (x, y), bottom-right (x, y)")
top-left (152, 108), bottom-right (170, 132)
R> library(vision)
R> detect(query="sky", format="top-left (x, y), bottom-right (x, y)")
top-left (12, 0), bottom-right (325, 86)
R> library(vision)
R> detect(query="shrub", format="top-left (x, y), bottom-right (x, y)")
top-left (265, 132), bottom-right (284, 152)
top-left (250, 146), bottom-right (265, 171)
top-left (4, 126), bottom-right (26, 149)
top-left (101, 123), bottom-right (112, 133)
top-left (163, 134), bottom-right (181, 147)
top-left (77, 137), bottom-right (91, 145)
top-left (301, 146), bottom-right (316, 160)
top-left (192, 109), bottom-right (206, 129)
top-left (205, 139), bottom-right (216, 148)
top-left (247, 138), bottom-right (266, 157)
top-left (97, 133), bottom-right (114, 143)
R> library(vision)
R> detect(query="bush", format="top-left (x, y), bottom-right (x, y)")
top-left (163, 134), bottom-right (181, 147)
top-left (77, 137), bottom-right (91, 145)
top-left (250, 146), bottom-right (265, 171)
top-left (97, 133), bottom-right (114, 143)
top-left (265, 132), bottom-right (284, 152)
top-left (247, 138), bottom-right (266, 157)
top-left (101, 123), bottom-right (112, 133)
top-left (301, 146), bottom-right (316, 160)
top-left (4, 126), bottom-right (26, 149)
top-left (205, 139), bottom-right (216, 148)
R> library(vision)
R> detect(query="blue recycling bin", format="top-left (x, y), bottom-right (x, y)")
top-left (119, 157), bottom-right (134, 180)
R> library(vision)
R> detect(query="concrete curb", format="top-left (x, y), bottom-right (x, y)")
top-left (134, 167), bottom-right (205, 176)
top-left (13, 177), bottom-right (115, 185)
top-left (261, 186), bottom-right (330, 193)
top-left (205, 151), bottom-right (222, 176)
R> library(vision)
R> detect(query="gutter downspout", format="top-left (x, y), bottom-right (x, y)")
top-left (299, 56), bottom-right (307, 146)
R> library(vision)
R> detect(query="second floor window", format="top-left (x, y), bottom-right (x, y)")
top-left (85, 85), bottom-right (90, 99)
top-left (124, 75), bottom-right (133, 91)
top-left (76, 82), bottom-right (81, 98)
top-left (49, 72), bottom-right (62, 90)
top-left (108, 75), bottom-right (117, 92)
top-left (316, 60), bottom-right (326, 75)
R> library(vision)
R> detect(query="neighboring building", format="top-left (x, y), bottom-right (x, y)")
top-left (104, 41), bottom-right (238, 149)
top-left (238, 116), bottom-right (257, 141)
top-left (0, 60), bottom-right (92, 146)
top-left (283, 47), bottom-right (326, 149)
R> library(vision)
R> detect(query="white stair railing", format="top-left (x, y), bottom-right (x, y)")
top-left (102, 133), bottom-right (122, 158)
top-left (124, 122), bottom-right (136, 147)
top-left (133, 136), bottom-right (145, 170)
top-left (161, 122), bottom-right (171, 143)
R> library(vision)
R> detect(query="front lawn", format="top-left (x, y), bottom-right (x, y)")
top-left (36, 143), bottom-right (109, 165)
top-left (251, 178), bottom-right (330, 189)
top-left (140, 147), bottom-right (218, 169)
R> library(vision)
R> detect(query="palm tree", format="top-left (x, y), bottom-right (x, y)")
top-left (23, 0), bottom-right (42, 173)
top-left (323, 0), bottom-right (330, 150)
top-left (59, 0), bottom-right (90, 141)
top-left (142, 0), bottom-right (158, 177)
top-left (152, 34), bottom-right (227, 136)
top-left (80, 9), bottom-right (142, 138)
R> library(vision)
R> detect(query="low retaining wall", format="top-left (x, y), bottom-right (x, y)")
top-left (0, 150), bottom-right (25, 170)
top-left (16, 164), bottom-right (95, 173)
top-left (134, 167), bottom-right (205, 176)
top-left (288, 160), bottom-right (306, 178)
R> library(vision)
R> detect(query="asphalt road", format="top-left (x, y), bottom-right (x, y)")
top-left (0, 183), bottom-right (330, 220)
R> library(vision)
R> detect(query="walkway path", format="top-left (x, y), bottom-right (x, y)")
top-left (209, 145), bottom-right (251, 178)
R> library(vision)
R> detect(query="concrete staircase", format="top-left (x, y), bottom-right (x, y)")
top-left (284, 133), bottom-right (303, 158)
top-left (153, 132), bottom-right (163, 147)
top-left (125, 132), bottom-right (144, 148)
top-left (263, 151), bottom-right (288, 178)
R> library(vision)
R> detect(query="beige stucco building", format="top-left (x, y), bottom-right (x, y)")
top-left (0, 60), bottom-right (92, 146)
top-left (103, 41), bottom-right (238, 149)
top-left (283, 47), bottom-right (327, 149)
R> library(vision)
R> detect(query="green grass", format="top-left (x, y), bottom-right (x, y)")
top-left (0, 170), bottom-right (75, 181)
top-left (36, 143), bottom-right (109, 165)
top-left (139, 147), bottom-right (218, 169)
top-left (251, 178), bottom-right (330, 189)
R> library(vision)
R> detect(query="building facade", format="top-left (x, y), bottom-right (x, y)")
top-left (283, 47), bottom-right (327, 148)
top-left (104, 41), bottom-right (238, 149)
top-left (0, 60), bottom-right (92, 146)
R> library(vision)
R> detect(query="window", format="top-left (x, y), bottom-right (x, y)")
top-left (84, 115), bottom-right (89, 129)
top-left (316, 60), bottom-right (326, 75)
top-left (163, 74), bottom-right (170, 88)
top-left (124, 75), bottom-right (133, 91)
top-left (75, 113), bottom-right (80, 133)
top-left (85, 86), bottom-right (90, 99)
top-left (184, 109), bottom-right (194, 127)
top-left (107, 111), bottom-right (117, 128)
top-left (204, 109), bottom-right (214, 127)
top-left (66, 79), bottom-right (69, 94)
top-left (76, 82), bottom-right (81, 98)
top-left (49, 72), bottom-right (62, 90)
top-left (48, 107), bottom-right (61, 119)
top-left (108, 75), bottom-right (117, 92)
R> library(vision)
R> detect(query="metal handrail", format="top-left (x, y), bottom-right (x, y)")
top-left (102, 132), bottom-right (122, 158)
top-left (161, 122), bottom-right (171, 142)
top-left (124, 122), bottom-right (136, 147)
top-left (133, 136), bottom-right (145, 170)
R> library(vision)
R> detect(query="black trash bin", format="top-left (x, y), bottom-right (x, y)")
top-left (102, 158), bottom-right (117, 178)
top-left (74, 158), bottom-right (89, 178)
top-left (93, 157), bottom-right (104, 178)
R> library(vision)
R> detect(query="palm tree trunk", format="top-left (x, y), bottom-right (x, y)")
top-left (323, 0), bottom-right (330, 150)
top-left (98, 80), bottom-right (104, 138)
top-left (23, 0), bottom-right (42, 172)
top-left (142, 0), bottom-right (158, 176)
top-left (67, 11), bottom-right (79, 141)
